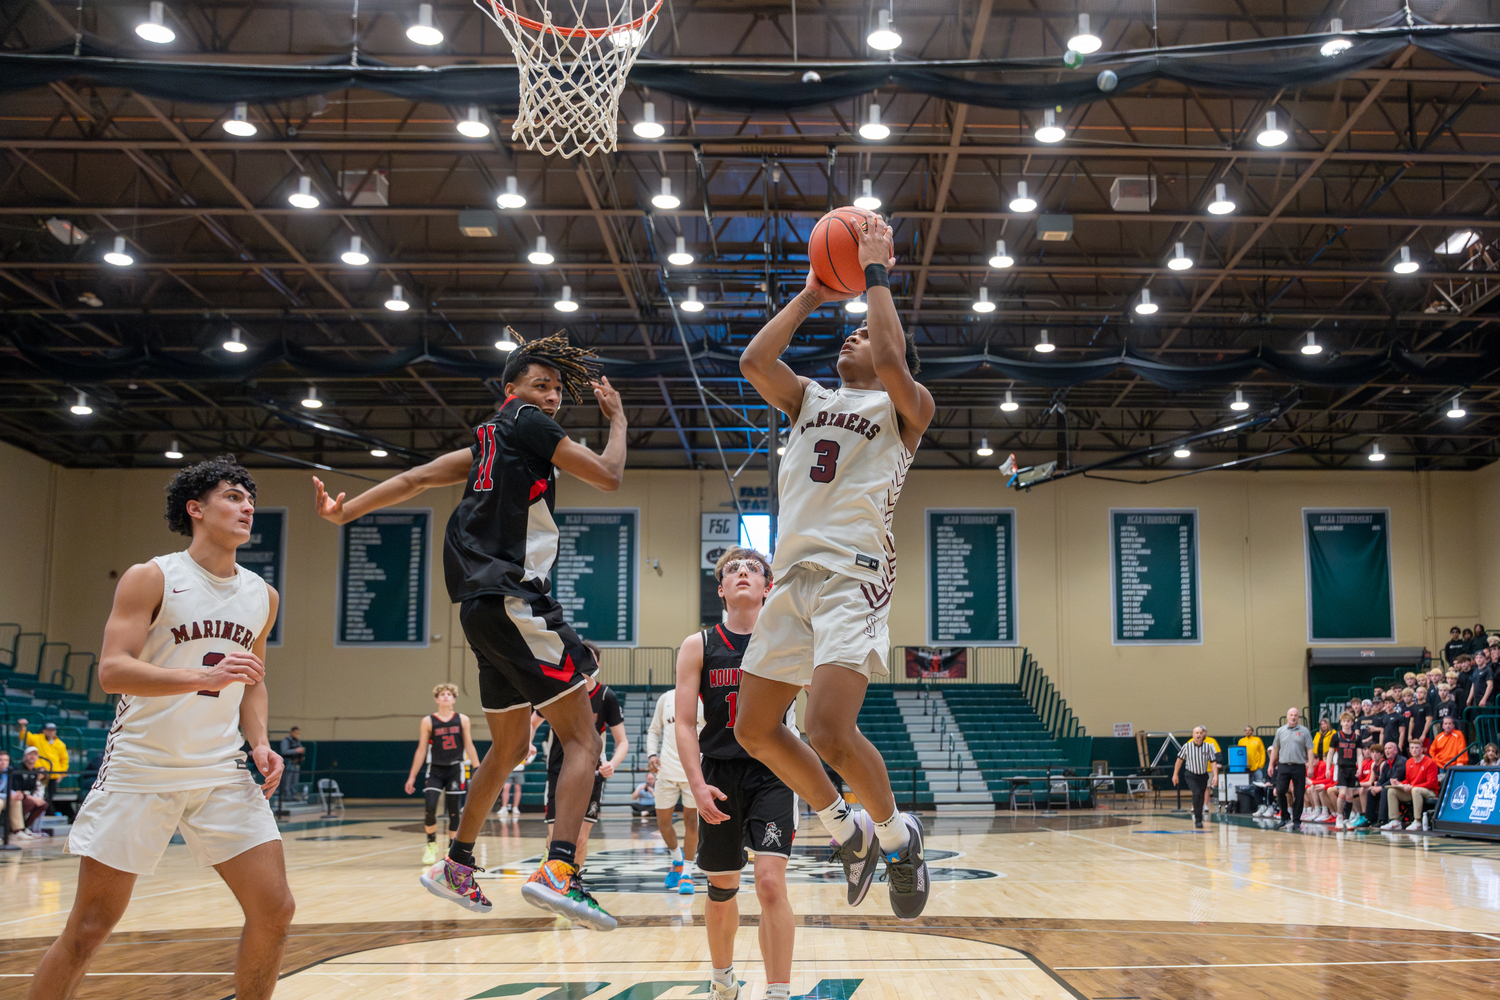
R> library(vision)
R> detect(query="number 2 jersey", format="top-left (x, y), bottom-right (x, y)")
top-left (772, 381), bottom-right (912, 588)
top-left (95, 549), bottom-right (272, 792)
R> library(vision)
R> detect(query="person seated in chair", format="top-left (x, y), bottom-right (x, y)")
top-left (3, 750), bottom-right (49, 840)
top-left (1383, 740), bottom-right (1440, 831)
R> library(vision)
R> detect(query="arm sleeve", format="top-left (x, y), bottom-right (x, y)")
top-left (646, 695), bottom-right (665, 758)
top-left (515, 406), bottom-right (569, 462)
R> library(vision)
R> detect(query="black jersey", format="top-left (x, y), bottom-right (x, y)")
top-left (442, 397), bottom-right (569, 604)
top-left (429, 713), bottom-right (465, 767)
top-left (546, 681), bottom-right (623, 770)
top-left (1329, 730), bottom-right (1360, 769)
top-left (699, 624), bottom-right (752, 760)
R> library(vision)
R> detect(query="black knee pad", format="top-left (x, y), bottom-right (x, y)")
top-left (448, 792), bottom-right (464, 829)
top-left (706, 884), bottom-right (739, 903)
top-left (424, 788), bottom-right (440, 827)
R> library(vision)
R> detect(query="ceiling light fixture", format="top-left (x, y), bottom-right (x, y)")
top-left (495, 335), bottom-right (518, 353)
top-left (652, 177), bottom-right (680, 209)
top-left (989, 239), bottom-right (1014, 269)
top-left (1207, 183), bottom-right (1237, 215)
top-left (223, 102), bottom-right (257, 137)
top-left (165, 440), bottom-right (184, 460)
top-left (1256, 110), bottom-right (1288, 147)
top-left (528, 236), bottom-right (555, 266)
top-left (1301, 331), bottom-right (1323, 355)
top-left (370, 448), bottom-right (390, 458)
top-left (288, 175), bottom-right (319, 209)
top-left (103, 236), bottom-right (134, 266)
top-left (1230, 389), bottom-right (1249, 411)
top-left (407, 3), bottom-right (444, 45)
top-left (681, 285), bottom-right (705, 312)
top-left (867, 9), bottom-right (901, 50)
top-left (972, 287), bottom-right (996, 313)
top-left (1173, 447), bottom-right (1192, 459)
top-left (1008, 181), bottom-right (1037, 213)
top-left (554, 285), bottom-right (580, 312)
top-left (976, 437), bottom-right (994, 457)
top-left (853, 177), bottom-right (882, 210)
top-left (1000, 390), bottom-right (1019, 412)
top-left (496, 176), bottom-right (527, 209)
top-left (1437, 230), bottom-right (1478, 255)
top-left (301, 385), bottom-right (323, 409)
top-left (222, 326), bottom-right (249, 353)
top-left (1067, 13), bottom-right (1102, 54)
top-left (1321, 18), bottom-right (1352, 57)
top-left (859, 104), bottom-right (890, 141)
top-left (70, 391), bottom-right (92, 416)
top-left (667, 236), bottom-right (694, 266)
top-left (341, 235), bottom-right (370, 266)
top-left (1368, 440), bottom-right (1385, 462)
top-left (1168, 242), bottom-right (1194, 270)
top-left (384, 284), bottom-right (410, 311)
top-left (1034, 109), bottom-right (1066, 144)
top-left (456, 104), bottom-right (491, 138)
top-left (1393, 245), bottom-right (1419, 274)
top-left (846, 296), bottom-right (868, 314)
top-left (1034, 329), bottom-right (1055, 353)
top-left (1134, 289), bottom-right (1158, 315)
top-left (136, 1), bottom-right (175, 43)
top-left (633, 101), bottom-right (666, 139)
top-left (1447, 395), bottom-right (1466, 419)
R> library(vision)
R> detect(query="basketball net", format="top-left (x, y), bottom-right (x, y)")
top-left (474, 0), bottom-right (662, 158)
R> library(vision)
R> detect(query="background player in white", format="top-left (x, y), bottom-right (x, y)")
top-left (735, 211), bottom-right (936, 920)
top-left (29, 457), bottom-right (292, 1000)
top-left (677, 548), bottom-right (797, 1000)
top-left (404, 683), bottom-right (483, 865)
top-left (646, 683), bottom-right (705, 893)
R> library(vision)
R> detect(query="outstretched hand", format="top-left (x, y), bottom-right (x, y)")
top-left (311, 476), bottom-right (348, 524)
top-left (592, 377), bottom-right (623, 423)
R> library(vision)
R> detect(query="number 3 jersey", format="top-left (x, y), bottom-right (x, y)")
top-left (772, 381), bottom-right (912, 588)
top-left (94, 550), bottom-right (272, 792)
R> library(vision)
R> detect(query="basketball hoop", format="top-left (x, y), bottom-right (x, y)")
top-left (475, 0), bottom-right (662, 158)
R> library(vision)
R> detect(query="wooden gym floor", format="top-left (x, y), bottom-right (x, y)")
top-left (3, 806), bottom-right (1500, 1000)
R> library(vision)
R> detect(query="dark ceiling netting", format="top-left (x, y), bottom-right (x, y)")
top-left (0, 14), bottom-right (1494, 114)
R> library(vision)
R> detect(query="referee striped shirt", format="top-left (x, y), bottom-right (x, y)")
top-left (1178, 740), bottom-right (1216, 775)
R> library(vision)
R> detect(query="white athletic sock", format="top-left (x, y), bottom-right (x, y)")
top-left (682, 858), bottom-right (694, 879)
top-left (712, 965), bottom-right (734, 987)
top-left (765, 985), bottom-right (792, 1000)
top-left (816, 798), bottom-right (859, 845)
top-left (873, 809), bottom-right (911, 854)
top-left (672, 846), bottom-right (684, 863)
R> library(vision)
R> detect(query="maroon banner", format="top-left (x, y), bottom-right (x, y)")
top-left (905, 646), bottom-right (968, 679)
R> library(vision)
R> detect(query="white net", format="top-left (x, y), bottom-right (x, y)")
top-left (475, 0), bottom-right (661, 158)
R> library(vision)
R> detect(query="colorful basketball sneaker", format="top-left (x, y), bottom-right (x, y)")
top-left (678, 874), bottom-right (695, 895)
top-left (829, 810), bottom-right (880, 906)
top-left (665, 858), bottom-right (684, 889)
top-left (419, 856), bottom-right (492, 913)
top-left (521, 860), bottom-right (618, 931)
top-left (422, 841), bottom-right (439, 866)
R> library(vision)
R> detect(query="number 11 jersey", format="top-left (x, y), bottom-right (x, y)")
top-left (773, 381), bottom-right (912, 587)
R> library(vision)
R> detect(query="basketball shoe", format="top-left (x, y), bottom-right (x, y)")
top-left (422, 840), bottom-right (438, 865)
top-left (881, 814), bottom-right (930, 920)
top-left (521, 859), bottom-right (618, 931)
top-left (829, 810), bottom-right (880, 906)
top-left (665, 858), bottom-right (684, 889)
top-left (708, 981), bottom-right (741, 1000)
top-left (419, 856), bottom-right (492, 913)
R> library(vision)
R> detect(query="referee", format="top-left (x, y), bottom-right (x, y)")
top-left (1172, 726), bottom-right (1220, 829)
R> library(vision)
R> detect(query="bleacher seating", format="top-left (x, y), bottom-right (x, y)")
top-left (857, 687), bottom-right (933, 808)
top-left (943, 685), bottom-right (1086, 806)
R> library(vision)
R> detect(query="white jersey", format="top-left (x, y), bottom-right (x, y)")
top-left (95, 550), bottom-right (272, 793)
top-left (773, 381), bottom-right (912, 588)
top-left (645, 689), bottom-right (705, 784)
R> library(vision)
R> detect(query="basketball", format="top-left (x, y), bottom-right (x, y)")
top-left (809, 207), bottom-right (873, 295)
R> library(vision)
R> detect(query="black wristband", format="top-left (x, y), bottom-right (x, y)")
top-left (863, 263), bottom-right (889, 289)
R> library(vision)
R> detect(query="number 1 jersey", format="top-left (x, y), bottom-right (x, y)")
top-left (773, 381), bottom-right (912, 587)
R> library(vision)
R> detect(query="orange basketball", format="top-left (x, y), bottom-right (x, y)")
top-left (809, 207), bottom-right (872, 295)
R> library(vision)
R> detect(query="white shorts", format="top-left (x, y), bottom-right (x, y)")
top-left (655, 775), bottom-right (692, 809)
top-left (67, 774), bottom-right (281, 876)
top-left (741, 562), bottom-right (890, 688)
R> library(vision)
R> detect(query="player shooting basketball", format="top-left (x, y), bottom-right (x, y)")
top-left (734, 210), bottom-right (935, 919)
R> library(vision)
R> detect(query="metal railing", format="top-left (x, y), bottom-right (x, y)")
top-left (594, 647), bottom-right (678, 691)
top-left (1018, 651), bottom-right (1085, 739)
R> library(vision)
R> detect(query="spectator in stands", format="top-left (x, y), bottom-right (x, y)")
top-left (16, 747), bottom-right (51, 833)
top-left (1312, 717), bottom-right (1334, 759)
top-left (1379, 696), bottom-right (1406, 752)
top-left (1469, 649), bottom-right (1495, 708)
top-left (1461, 628), bottom-right (1476, 655)
top-left (1242, 727), bottom-right (1275, 817)
top-left (1435, 684), bottom-right (1459, 729)
top-left (1430, 715), bottom-right (1470, 768)
top-left (631, 771), bottom-right (656, 817)
top-left (15, 719), bottom-right (68, 808)
top-left (1385, 739), bottom-right (1441, 831)
top-left (1473, 623), bottom-right (1490, 653)
top-left (1444, 627), bottom-right (1467, 667)
top-left (1269, 708), bottom-right (1314, 829)
top-left (3, 750), bottom-right (48, 840)
top-left (1353, 745), bottom-right (1377, 827)
top-left (1366, 741), bottom-right (1406, 828)
top-left (1483, 744), bottom-right (1499, 766)
top-left (279, 727), bottom-right (305, 801)
top-left (1400, 688), bottom-right (1429, 746)
top-left (1453, 659), bottom-right (1474, 707)
top-left (1172, 726), bottom-right (1218, 830)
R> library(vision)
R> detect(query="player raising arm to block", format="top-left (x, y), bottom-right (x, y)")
top-left (733, 210), bottom-right (935, 920)
top-left (312, 333), bottom-right (628, 931)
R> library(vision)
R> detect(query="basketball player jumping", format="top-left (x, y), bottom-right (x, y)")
top-left (312, 333), bottom-right (626, 931)
top-left (677, 547), bottom-right (799, 1000)
top-left (735, 211), bottom-right (934, 919)
top-left (30, 457), bottom-right (293, 1000)
top-left (536, 668), bottom-right (628, 871)
top-left (405, 682), bottom-right (483, 865)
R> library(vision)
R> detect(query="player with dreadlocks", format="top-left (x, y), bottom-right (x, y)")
top-left (313, 331), bottom-right (628, 929)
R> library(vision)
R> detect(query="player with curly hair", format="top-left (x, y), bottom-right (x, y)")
top-left (312, 331), bottom-right (629, 930)
top-left (30, 456), bottom-right (293, 1000)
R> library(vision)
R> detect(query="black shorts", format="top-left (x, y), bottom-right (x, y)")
top-left (1336, 766), bottom-right (1359, 789)
top-left (544, 763), bottom-right (605, 825)
top-left (425, 761), bottom-right (465, 794)
top-left (460, 593), bottom-right (597, 713)
top-left (697, 756), bottom-right (796, 874)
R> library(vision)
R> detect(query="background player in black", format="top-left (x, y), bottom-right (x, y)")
top-left (403, 683), bottom-right (482, 865)
top-left (675, 548), bottom-right (796, 1000)
top-left (312, 333), bottom-right (627, 930)
top-left (535, 668), bottom-right (627, 872)
top-left (1329, 713), bottom-right (1364, 829)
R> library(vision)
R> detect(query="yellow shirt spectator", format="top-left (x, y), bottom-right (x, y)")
top-left (1238, 734), bottom-right (1267, 772)
top-left (23, 730), bottom-right (69, 776)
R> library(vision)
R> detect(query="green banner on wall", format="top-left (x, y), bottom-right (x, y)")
top-left (1110, 509), bottom-right (1201, 645)
top-left (336, 509), bottom-right (430, 647)
top-left (925, 509), bottom-right (1018, 646)
top-left (239, 507), bottom-right (286, 646)
top-left (554, 509), bottom-right (638, 646)
top-left (1303, 508), bottom-right (1394, 643)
